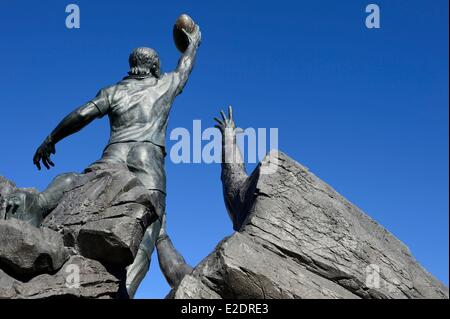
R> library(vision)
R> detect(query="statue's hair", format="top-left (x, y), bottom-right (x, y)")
top-left (128, 47), bottom-right (161, 78)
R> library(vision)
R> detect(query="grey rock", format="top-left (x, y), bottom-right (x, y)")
top-left (0, 176), bottom-right (16, 198)
top-left (77, 214), bottom-right (144, 266)
top-left (171, 152), bottom-right (449, 299)
top-left (1, 150), bottom-right (448, 299)
top-left (0, 268), bottom-right (19, 299)
top-left (42, 168), bottom-right (155, 268)
top-left (0, 167), bottom-right (155, 298)
top-left (169, 274), bottom-right (221, 299)
top-left (4, 255), bottom-right (119, 299)
top-left (0, 219), bottom-right (69, 280)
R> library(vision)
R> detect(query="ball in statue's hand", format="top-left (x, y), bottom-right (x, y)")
top-left (173, 14), bottom-right (196, 53)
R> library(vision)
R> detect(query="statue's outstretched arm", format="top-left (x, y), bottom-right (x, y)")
top-left (214, 107), bottom-right (249, 230)
top-left (33, 102), bottom-right (101, 170)
top-left (173, 25), bottom-right (201, 96)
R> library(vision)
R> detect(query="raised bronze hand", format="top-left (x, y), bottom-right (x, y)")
top-left (33, 136), bottom-right (56, 170)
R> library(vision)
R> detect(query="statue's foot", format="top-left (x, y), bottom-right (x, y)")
top-left (4, 190), bottom-right (45, 227)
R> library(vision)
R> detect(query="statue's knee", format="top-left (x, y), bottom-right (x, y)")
top-left (53, 173), bottom-right (79, 188)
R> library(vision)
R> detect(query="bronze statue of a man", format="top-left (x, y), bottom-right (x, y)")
top-left (5, 22), bottom-right (201, 298)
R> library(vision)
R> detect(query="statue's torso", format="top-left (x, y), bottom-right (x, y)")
top-left (98, 73), bottom-right (179, 148)
top-left (89, 73), bottom-right (180, 191)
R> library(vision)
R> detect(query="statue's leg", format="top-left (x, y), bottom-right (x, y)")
top-left (125, 192), bottom-right (193, 295)
top-left (124, 143), bottom-right (168, 297)
top-left (39, 143), bottom-right (130, 216)
top-left (40, 173), bottom-right (83, 213)
top-left (4, 172), bottom-right (82, 226)
top-left (125, 190), bottom-right (165, 298)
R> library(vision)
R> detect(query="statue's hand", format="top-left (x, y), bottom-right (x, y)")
top-left (33, 136), bottom-right (56, 170)
top-left (4, 191), bottom-right (45, 226)
top-left (183, 24), bottom-right (202, 48)
top-left (5, 193), bottom-right (23, 216)
top-left (214, 106), bottom-right (242, 134)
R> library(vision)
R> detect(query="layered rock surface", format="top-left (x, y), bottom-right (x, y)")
top-left (0, 219), bottom-right (68, 280)
top-left (1, 255), bottom-right (119, 299)
top-left (0, 168), bottom-right (155, 299)
top-left (41, 168), bottom-right (155, 268)
top-left (170, 152), bottom-right (449, 299)
top-left (1, 152), bottom-right (448, 299)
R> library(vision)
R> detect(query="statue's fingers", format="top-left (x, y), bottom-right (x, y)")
top-left (12, 197), bottom-right (21, 207)
top-left (47, 158), bottom-right (55, 167)
top-left (33, 153), bottom-right (40, 165)
top-left (6, 199), bottom-right (18, 215)
top-left (51, 144), bottom-right (56, 155)
top-left (182, 28), bottom-right (190, 37)
top-left (5, 201), bottom-right (12, 213)
top-left (220, 110), bottom-right (227, 121)
top-left (11, 202), bottom-right (19, 214)
top-left (6, 205), bottom-right (15, 215)
top-left (42, 157), bottom-right (50, 170)
top-left (33, 157), bottom-right (42, 171)
top-left (228, 106), bottom-right (233, 121)
top-left (214, 117), bottom-right (224, 126)
top-left (193, 24), bottom-right (200, 35)
top-left (33, 150), bottom-right (44, 170)
top-left (182, 29), bottom-right (194, 43)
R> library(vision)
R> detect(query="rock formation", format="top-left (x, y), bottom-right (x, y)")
top-left (0, 168), bottom-right (156, 299)
top-left (0, 152), bottom-right (448, 299)
top-left (169, 152), bottom-right (449, 299)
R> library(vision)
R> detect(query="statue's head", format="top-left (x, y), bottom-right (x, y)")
top-left (128, 47), bottom-right (161, 78)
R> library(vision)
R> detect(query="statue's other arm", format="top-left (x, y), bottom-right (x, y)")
top-left (33, 101), bottom-right (103, 170)
top-left (215, 107), bottom-right (249, 231)
top-left (172, 25), bottom-right (202, 96)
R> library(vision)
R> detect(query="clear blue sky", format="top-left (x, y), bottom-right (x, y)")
top-left (0, 1), bottom-right (447, 298)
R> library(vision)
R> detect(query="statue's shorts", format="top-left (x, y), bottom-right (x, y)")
top-left (88, 141), bottom-right (167, 194)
